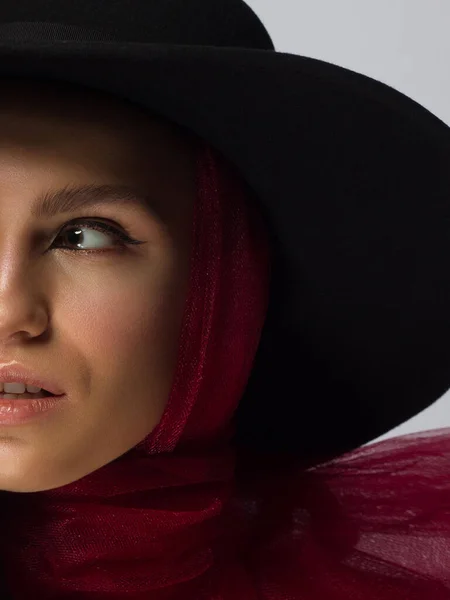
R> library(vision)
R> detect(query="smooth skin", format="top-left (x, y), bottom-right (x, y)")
top-left (0, 78), bottom-right (197, 493)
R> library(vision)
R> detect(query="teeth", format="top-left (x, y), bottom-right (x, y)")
top-left (26, 384), bottom-right (42, 393)
top-left (3, 383), bottom-right (25, 394)
top-left (0, 382), bottom-right (42, 394)
top-left (0, 391), bottom-right (48, 400)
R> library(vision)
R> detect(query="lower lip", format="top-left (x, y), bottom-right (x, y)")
top-left (0, 394), bottom-right (67, 425)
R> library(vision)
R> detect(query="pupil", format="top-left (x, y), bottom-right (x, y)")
top-left (67, 229), bottom-right (82, 246)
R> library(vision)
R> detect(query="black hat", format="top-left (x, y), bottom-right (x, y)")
top-left (0, 0), bottom-right (448, 463)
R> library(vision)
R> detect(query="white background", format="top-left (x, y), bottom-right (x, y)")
top-left (245, 0), bottom-right (450, 443)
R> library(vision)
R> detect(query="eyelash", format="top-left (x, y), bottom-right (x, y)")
top-left (52, 219), bottom-right (146, 255)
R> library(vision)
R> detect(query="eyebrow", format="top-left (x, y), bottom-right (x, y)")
top-left (32, 183), bottom-right (153, 219)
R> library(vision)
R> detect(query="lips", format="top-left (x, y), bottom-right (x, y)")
top-left (0, 364), bottom-right (65, 396)
top-left (0, 389), bottom-right (56, 399)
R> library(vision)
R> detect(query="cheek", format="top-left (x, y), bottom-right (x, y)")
top-left (56, 252), bottom-right (188, 403)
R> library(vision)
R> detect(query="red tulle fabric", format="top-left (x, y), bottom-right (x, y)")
top-left (0, 142), bottom-right (450, 599)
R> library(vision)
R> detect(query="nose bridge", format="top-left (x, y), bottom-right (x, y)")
top-left (0, 185), bottom-right (38, 277)
top-left (0, 233), bottom-right (48, 342)
top-left (0, 222), bottom-right (30, 287)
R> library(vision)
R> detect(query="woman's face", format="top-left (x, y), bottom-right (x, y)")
top-left (0, 80), bottom-right (196, 493)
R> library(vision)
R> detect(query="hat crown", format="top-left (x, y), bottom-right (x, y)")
top-left (0, 0), bottom-right (274, 50)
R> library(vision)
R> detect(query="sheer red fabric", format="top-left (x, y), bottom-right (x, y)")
top-left (1, 142), bottom-right (450, 599)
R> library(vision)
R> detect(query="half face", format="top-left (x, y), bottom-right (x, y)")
top-left (0, 78), bottom-right (197, 492)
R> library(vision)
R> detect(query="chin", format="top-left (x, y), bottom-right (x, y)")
top-left (0, 464), bottom-right (90, 493)
top-left (0, 476), bottom-right (64, 494)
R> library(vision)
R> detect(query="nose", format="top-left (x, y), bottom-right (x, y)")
top-left (0, 261), bottom-right (49, 344)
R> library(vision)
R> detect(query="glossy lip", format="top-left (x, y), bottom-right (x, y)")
top-left (0, 394), bottom-right (68, 426)
top-left (0, 364), bottom-right (65, 395)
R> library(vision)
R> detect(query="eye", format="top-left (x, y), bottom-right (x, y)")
top-left (51, 219), bottom-right (146, 254)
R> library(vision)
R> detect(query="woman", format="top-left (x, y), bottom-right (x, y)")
top-left (0, 1), bottom-right (449, 598)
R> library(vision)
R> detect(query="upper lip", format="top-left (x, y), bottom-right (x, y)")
top-left (0, 364), bottom-right (65, 395)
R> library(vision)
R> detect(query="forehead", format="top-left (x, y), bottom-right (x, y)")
top-left (0, 78), bottom-right (198, 199)
top-left (0, 79), bottom-right (169, 152)
top-left (0, 78), bottom-right (148, 122)
top-left (0, 78), bottom-right (199, 162)
top-left (0, 79), bottom-right (198, 233)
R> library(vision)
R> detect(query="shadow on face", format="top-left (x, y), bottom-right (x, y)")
top-left (0, 77), bottom-right (199, 493)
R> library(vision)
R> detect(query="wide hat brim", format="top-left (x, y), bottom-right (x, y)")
top-left (0, 32), bottom-right (448, 463)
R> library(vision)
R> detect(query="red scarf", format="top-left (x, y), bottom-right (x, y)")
top-left (1, 142), bottom-right (450, 599)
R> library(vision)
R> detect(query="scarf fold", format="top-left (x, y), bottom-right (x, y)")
top-left (1, 141), bottom-right (450, 599)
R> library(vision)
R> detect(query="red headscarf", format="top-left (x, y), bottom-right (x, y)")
top-left (1, 141), bottom-right (450, 599)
